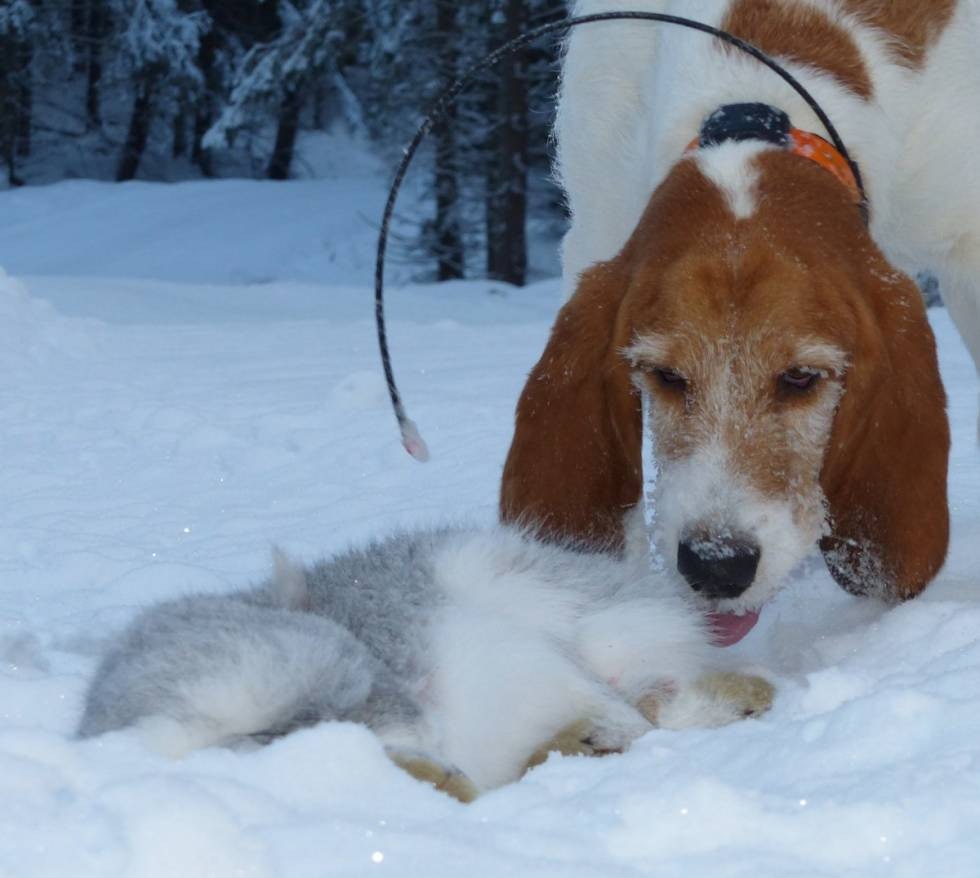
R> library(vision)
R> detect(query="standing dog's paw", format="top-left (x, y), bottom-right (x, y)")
top-left (386, 748), bottom-right (479, 803)
top-left (694, 671), bottom-right (775, 717)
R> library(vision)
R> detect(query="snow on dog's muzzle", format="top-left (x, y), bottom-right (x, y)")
top-left (676, 533), bottom-right (760, 600)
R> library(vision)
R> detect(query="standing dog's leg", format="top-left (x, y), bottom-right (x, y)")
top-left (556, 0), bottom-right (671, 291)
top-left (937, 250), bottom-right (980, 439)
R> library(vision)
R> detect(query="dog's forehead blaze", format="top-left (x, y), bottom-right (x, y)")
top-left (619, 153), bottom-right (866, 358)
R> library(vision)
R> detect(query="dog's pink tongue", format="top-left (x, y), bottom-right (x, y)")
top-left (707, 610), bottom-right (760, 646)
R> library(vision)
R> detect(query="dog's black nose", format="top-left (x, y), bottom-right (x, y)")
top-left (677, 537), bottom-right (760, 599)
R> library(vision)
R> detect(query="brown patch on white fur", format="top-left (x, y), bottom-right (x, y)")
top-left (501, 148), bottom-right (949, 601)
top-left (721, 0), bottom-right (874, 99)
top-left (839, 0), bottom-right (957, 68)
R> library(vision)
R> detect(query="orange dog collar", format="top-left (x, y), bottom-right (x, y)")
top-left (687, 103), bottom-right (862, 205)
top-left (786, 128), bottom-right (861, 200)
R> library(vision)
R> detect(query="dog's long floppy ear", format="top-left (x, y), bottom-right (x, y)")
top-left (500, 259), bottom-right (642, 550)
top-left (819, 265), bottom-right (950, 601)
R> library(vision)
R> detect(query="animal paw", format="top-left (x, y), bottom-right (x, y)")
top-left (386, 748), bottom-right (479, 803)
top-left (523, 712), bottom-right (649, 775)
top-left (694, 671), bottom-right (775, 717)
top-left (524, 719), bottom-right (605, 770)
top-left (651, 672), bottom-right (775, 729)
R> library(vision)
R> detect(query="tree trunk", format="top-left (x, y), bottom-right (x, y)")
top-left (313, 82), bottom-right (329, 130)
top-left (85, 1), bottom-right (105, 131)
top-left (0, 106), bottom-right (20, 187)
top-left (192, 111), bottom-right (215, 177)
top-left (1, 102), bottom-right (22, 187)
top-left (433, 0), bottom-right (464, 281)
top-left (116, 77), bottom-right (155, 182)
top-left (192, 30), bottom-right (217, 177)
top-left (15, 39), bottom-right (31, 158)
top-left (266, 87), bottom-right (302, 180)
top-left (0, 34), bottom-right (23, 186)
top-left (173, 105), bottom-right (187, 158)
top-left (71, 0), bottom-right (87, 54)
top-left (486, 0), bottom-right (529, 287)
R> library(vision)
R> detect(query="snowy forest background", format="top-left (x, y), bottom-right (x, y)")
top-left (0, 0), bottom-right (570, 286)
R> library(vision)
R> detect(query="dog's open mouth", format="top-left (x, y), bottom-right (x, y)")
top-left (707, 609), bottom-right (760, 646)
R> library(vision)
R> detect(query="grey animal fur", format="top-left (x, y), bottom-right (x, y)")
top-left (78, 530), bottom-right (449, 744)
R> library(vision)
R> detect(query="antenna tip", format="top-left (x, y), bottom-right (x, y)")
top-left (400, 418), bottom-right (430, 463)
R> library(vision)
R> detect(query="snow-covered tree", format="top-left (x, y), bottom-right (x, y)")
top-left (204, 0), bottom-right (355, 179)
top-left (107, 0), bottom-right (209, 180)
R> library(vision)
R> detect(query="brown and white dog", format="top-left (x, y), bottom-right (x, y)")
top-left (500, 0), bottom-right (976, 643)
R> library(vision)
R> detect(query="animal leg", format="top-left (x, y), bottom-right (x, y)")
top-left (936, 255), bottom-right (980, 440)
top-left (385, 747), bottom-right (479, 803)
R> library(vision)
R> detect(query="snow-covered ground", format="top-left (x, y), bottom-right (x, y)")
top-left (0, 166), bottom-right (978, 878)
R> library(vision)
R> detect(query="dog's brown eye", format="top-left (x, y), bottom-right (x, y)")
top-left (780, 368), bottom-right (819, 391)
top-left (654, 368), bottom-right (687, 389)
